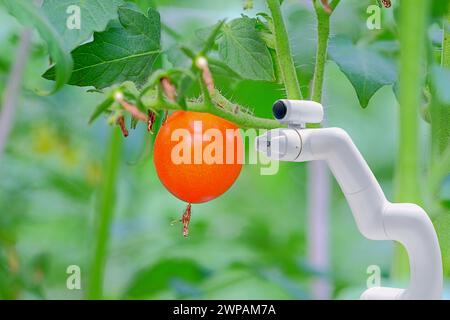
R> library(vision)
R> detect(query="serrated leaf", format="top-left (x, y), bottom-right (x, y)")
top-left (329, 37), bottom-right (397, 108)
top-left (208, 57), bottom-right (242, 80)
top-left (42, 0), bottom-right (124, 51)
top-left (2, 0), bottom-right (73, 94)
top-left (195, 21), bottom-right (220, 43)
top-left (195, 21), bottom-right (225, 54)
top-left (43, 7), bottom-right (161, 89)
top-left (218, 17), bottom-right (274, 81)
top-left (255, 13), bottom-right (275, 49)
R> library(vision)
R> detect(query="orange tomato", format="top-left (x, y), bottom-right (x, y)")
top-left (153, 111), bottom-right (243, 204)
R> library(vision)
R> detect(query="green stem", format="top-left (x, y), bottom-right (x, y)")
top-left (393, 0), bottom-right (430, 279)
top-left (424, 6), bottom-right (450, 214)
top-left (87, 129), bottom-right (123, 299)
top-left (396, 0), bottom-right (429, 203)
top-left (428, 5), bottom-right (450, 197)
top-left (311, 0), bottom-right (340, 102)
top-left (311, 2), bottom-right (331, 102)
top-left (266, 0), bottom-right (302, 100)
top-left (141, 90), bottom-right (281, 129)
top-left (427, 8), bottom-right (450, 201)
top-left (442, 8), bottom-right (450, 68)
top-left (162, 23), bottom-right (182, 41)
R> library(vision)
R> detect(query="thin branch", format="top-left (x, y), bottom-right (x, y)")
top-left (113, 82), bottom-right (280, 129)
top-left (196, 57), bottom-right (215, 96)
top-left (160, 77), bottom-right (177, 102)
top-left (154, 92), bottom-right (280, 129)
top-left (114, 92), bottom-right (148, 122)
top-left (0, 29), bottom-right (32, 158)
top-left (87, 129), bottom-right (122, 299)
top-left (113, 89), bottom-right (280, 129)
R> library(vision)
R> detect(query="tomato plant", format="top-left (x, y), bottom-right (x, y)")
top-left (0, 0), bottom-right (449, 300)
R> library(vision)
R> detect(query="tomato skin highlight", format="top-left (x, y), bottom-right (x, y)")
top-left (153, 111), bottom-right (243, 204)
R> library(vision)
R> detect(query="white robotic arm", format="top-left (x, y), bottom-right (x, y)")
top-left (256, 100), bottom-right (443, 300)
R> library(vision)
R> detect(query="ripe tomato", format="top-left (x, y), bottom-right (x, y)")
top-left (153, 111), bottom-right (243, 204)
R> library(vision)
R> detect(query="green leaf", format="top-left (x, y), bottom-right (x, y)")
top-left (89, 96), bottom-right (115, 124)
top-left (2, 0), bottom-right (73, 94)
top-left (429, 65), bottom-right (450, 156)
top-left (218, 17), bottom-right (275, 82)
top-left (329, 37), bottom-right (397, 108)
top-left (208, 57), bottom-right (243, 80)
top-left (123, 258), bottom-right (209, 299)
top-left (43, 7), bottom-right (161, 89)
top-left (126, 0), bottom-right (157, 13)
top-left (200, 20), bottom-right (225, 55)
top-left (42, 0), bottom-right (124, 51)
top-left (196, 23), bottom-right (218, 43)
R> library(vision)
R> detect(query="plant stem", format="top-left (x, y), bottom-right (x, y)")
top-left (0, 29), bottom-right (32, 159)
top-left (427, 9), bottom-right (450, 202)
top-left (311, 2), bottom-right (330, 102)
top-left (311, 0), bottom-right (340, 102)
top-left (424, 6), bottom-right (450, 216)
top-left (87, 129), bottom-right (123, 299)
top-left (442, 8), bottom-right (450, 68)
top-left (266, 0), bottom-right (302, 100)
top-left (396, 0), bottom-right (429, 204)
top-left (393, 0), bottom-right (430, 279)
top-left (428, 6), bottom-right (450, 197)
top-left (141, 91), bottom-right (281, 129)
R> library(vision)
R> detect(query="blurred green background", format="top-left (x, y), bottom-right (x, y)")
top-left (0, 0), bottom-right (448, 299)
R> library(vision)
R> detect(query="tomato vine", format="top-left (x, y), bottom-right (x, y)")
top-left (3, 0), bottom-right (449, 300)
